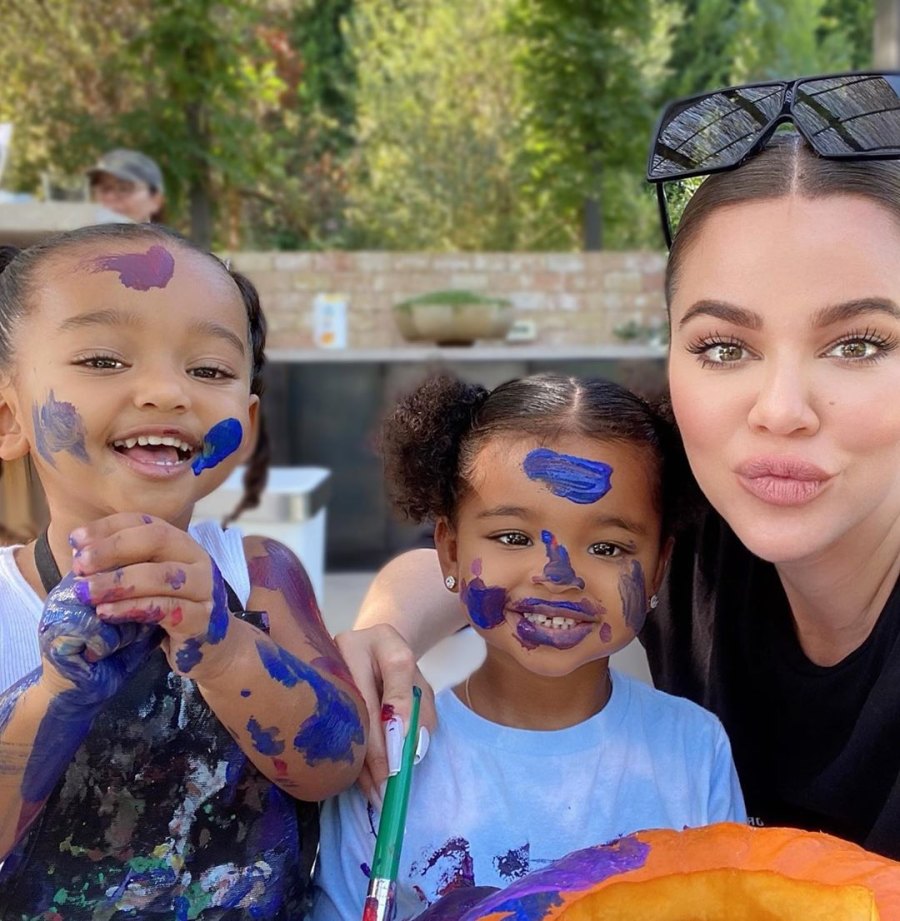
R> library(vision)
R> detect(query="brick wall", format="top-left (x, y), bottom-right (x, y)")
top-left (225, 250), bottom-right (667, 350)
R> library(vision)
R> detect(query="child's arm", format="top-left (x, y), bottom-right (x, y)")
top-left (0, 578), bottom-right (156, 858)
top-left (70, 514), bottom-right (368, 802)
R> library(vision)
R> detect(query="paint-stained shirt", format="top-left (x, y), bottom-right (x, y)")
top-left (311, 671), bottom-right (745, 921)
top-left (0, 521), bottom-right (318, 920)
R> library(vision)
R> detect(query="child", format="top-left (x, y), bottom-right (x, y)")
top-left (0, 223), bottom-right (367, 919)
top-left (312, 373), bottom-right (745, 920)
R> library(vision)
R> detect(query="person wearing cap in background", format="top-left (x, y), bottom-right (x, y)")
top-left (86, 148), bottom-right (165, 223)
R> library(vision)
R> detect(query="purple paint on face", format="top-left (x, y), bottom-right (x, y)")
top-left (165, 568), bottom-right (187, 590)
top-left (86, 245), bottom-right (175, 291)
top-left (458, 836), bottom-right (650, 920)
top-left (460, 577), bottom-right (507, 629)
top-left (515, 617), bottom-right (593, 651)
top-left (523, 448), bottom-right (613, 504)
top-left (510, 597), bottom-right (606, 650)
top-left (535, 530), bottom-right (585, 589)
top-left (192, 418), bottom-right (243, 475)
top-left (240, 688), bottom-right (251, 697)
top-left (248, 538), bottom-right (353, 683)
top-left (471, 558), bottom-right (483, 578)
top-left (618, 559), bottom-right (648, 634)
top-left (32, 391), bottom-right (89, 467)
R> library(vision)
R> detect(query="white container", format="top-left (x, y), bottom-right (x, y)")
top-left (312, 293), bottom-right (348, 349)
top-left (192, 466), bottom-right (331, 604)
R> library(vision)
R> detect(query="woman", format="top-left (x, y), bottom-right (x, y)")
top-left (86, 148), bottom-right (165, 223)
top-left (340, 71), bottom-right (900, 860)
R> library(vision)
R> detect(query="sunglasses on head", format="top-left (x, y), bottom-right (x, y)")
top-left (646, 70), bottom-right (900, 247)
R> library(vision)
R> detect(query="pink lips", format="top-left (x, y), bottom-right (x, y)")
top-left (736, 456), bottom-right (832, 507)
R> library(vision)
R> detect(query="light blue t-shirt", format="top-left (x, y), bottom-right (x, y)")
top-left (311, 669), bottom-right (746, 921)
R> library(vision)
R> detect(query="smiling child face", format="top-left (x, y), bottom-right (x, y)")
top-left (436, 433), bottom-right (667, 679)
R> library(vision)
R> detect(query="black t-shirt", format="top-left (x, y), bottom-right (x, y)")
top-left (641, 508), bottom-right (900, 859)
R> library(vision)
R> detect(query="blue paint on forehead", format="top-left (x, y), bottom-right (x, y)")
top-left (192, 417), bottom-right (243, 475)
top-left (523, 448), bottom-right (612, 504)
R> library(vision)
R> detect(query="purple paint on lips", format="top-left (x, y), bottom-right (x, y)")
top-left (86, 245), bottom-right (175, 291)
top-left (32, 391), bottom-right (89, 467)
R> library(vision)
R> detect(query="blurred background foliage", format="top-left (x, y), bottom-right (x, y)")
top-left (0, 0), bottom-right (873, 250)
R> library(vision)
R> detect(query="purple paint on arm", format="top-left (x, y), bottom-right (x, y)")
top-left (85, 245), bottom-right (175, 291)
top-left (248, 538), bottom-right (353, 683)
top-left (32, 391), bottom-right (89, 467)
top-left (246, 717), bottom-right (285, 756)
top-left (255, 639), bottom-right (364, 764)
top-left (536, 530), bottom-right (585, 589)
top-left (618, 559), bottom-right (648, 634)
top-left (192, 418), bottom-right (243, 475)
top-left (523, 448), bottom-right (612, 504)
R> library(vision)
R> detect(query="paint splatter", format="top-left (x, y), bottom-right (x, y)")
top-left (495, 843), bottom-right (530, 881)
top-left (165, 568), bottom-right (187, 590)
top-left (411, 836), bottom-right (476, 898)
top-left (248, 539), bottom-right (353, 683)
top-left (247, 717), bottom-right (285, 756)
top-left (523, 448), bottom-right (612, 504)
top-left (85, 245), bottom-right (175, 291)
top-left (536, 531), bottom-right (585, 589)
top-left (618, 559), bottom-right (648, 634)
top-left (173, 561), bottom-right (229, 673)
top-left (460, 577), bottom-right (507, 629)
top-left (192, 418), bottom-right (243, 475)
top-left (240, 688), bottom-right (252, 698)
top-left (32, 391), bottom-right (89, 467)
top-left (255, 640), bottom-right (364, 764)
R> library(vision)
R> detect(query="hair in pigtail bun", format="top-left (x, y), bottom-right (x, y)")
top-left (0, 246), bottom-right (21, 274)
top-left (381, 374), bottom-right (489, 523)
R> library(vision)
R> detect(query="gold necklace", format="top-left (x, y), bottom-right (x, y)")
top-left (464, 673), bottom-right (475, 712)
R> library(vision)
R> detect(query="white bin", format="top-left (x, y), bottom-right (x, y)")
top-left (192, 466), bottom-right (331, 604)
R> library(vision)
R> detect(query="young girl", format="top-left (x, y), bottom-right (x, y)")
top-left (0, 223), bottom-right (367, 919)
top-left (312, 373), bottom-right (745, 920)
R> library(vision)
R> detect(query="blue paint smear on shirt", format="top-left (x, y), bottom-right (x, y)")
top-left (255, 641), bottom-right (364, 765)
top-left (523, 448), bottom-right (612, 504)
top-left (192, 417), bottom-right (243, 475)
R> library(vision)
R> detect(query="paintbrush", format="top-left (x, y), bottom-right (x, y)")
top-left (362, 685), bottom-right (422, 921)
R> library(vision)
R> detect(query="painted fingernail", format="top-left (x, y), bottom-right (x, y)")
top-left (414, 726), bottom-right (430, 764)
top-left (384, 715), bottom-right (404, 776)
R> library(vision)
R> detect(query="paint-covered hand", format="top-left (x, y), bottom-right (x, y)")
top-left (69, 513), bottom-right (232, 679)
top-left (336, 624), bottom-right (436, 804)
top-left (39, 571), bottom-right (159, 707)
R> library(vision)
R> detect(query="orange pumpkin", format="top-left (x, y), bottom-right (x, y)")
top-left (416, 823), bottom-right (900, 921)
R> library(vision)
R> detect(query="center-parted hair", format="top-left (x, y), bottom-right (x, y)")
top-left (0, 223), bottom-right (269, 523)
top-left (382, 373), bottom-right (691, 538)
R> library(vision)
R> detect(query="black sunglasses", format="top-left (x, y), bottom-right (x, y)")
top-left (646, 71), bottom-right (900, 247)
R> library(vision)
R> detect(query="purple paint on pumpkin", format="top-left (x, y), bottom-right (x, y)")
top-left (535, 530), bottom-right (585, 589)
top-left (165, 568), bottom-right (187, 590)
top-left (32, 391), bottom-right (89, 467)
top-left (618, 559), bottom-right (648, 634)
top-left (86, 245), bottom-right (175, 291)
top-left (461, 836), bottom-right (650, 919)
top-left (460, 577), bottom-right (507, 630)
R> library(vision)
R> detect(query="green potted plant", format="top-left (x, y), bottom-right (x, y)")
top-left (393, 289), bottom-right (514, 346)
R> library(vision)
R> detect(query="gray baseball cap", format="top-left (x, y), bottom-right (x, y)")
top-left (86, 149), bottom-right (164, 193)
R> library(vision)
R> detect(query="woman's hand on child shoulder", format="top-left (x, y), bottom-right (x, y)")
top-left (69, 512), bottom-right (233, 681)
top-left (336, 624), bottom-right (436, 804)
